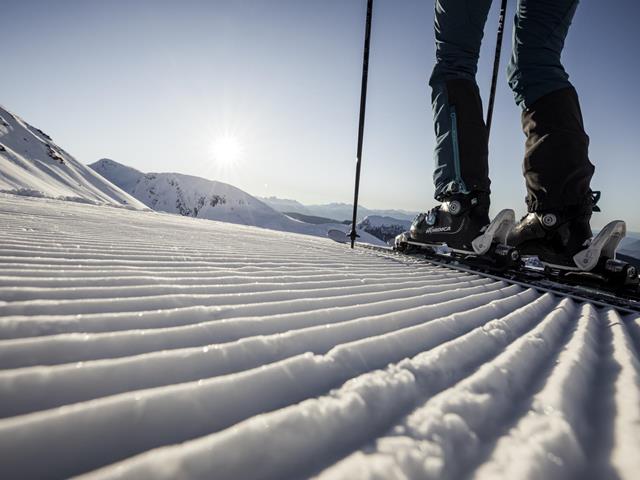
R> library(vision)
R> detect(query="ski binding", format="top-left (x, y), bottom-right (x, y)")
top-left (395, 209), bottom-right (520, 270)
top-left (540, 220), bottom-right (638, 290)
top-left (572, 220), bottom-right (626, 271)
top-left (395, 209), bottom-right (514, 254)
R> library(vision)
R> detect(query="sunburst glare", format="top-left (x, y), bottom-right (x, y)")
top-left (212, 134), bottom-right (243, 167)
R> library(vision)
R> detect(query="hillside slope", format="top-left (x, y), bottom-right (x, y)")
top-left (0, 194), bottom-right (639, 479)
top-left (0, 106), bottom-right (145, 208)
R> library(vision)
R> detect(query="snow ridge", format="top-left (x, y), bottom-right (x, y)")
top-left (0, 106), bottom-right (145, 208)
top-left (0, 194), bottom-right (639, 480)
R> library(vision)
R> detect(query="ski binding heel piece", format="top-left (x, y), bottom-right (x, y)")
top-left (572, 220), bottom-right (626, 271)
top-left (471, 209), bottom-right (515, 255)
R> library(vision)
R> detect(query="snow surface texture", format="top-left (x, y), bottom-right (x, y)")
top-left (1, 194), bottom-right (639, 480)
top-left (0, 106), bottom-right (146, 209)
top-left (91, 159), bottom-right (383, 245)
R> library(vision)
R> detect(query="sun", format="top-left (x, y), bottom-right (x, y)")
top-left (212, 135), bottom-right (243, 166)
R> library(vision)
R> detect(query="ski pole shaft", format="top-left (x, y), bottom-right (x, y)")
top-left (486, 0), bottom-right (508, 137)
top-left (350, 0), bottom-right (373, 249)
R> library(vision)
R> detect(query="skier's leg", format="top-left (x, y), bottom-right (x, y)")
top-left (411, 0), bottom-right (493, 251)
top-left (506, 0), bottom-right (597, 266)
top-left (508, 0), bottom-right (579, 109)
top-left (430, 0), bottom-right (493, 201)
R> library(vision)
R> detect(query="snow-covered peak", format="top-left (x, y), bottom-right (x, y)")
top-left (357, 215), bottom-right (412, 230)
top-left (90, 158), bottom-right (145, 194)
top-left (357, 215), bottom-right (412, 243)
top-left (0, 105), bottom-right (146, 209)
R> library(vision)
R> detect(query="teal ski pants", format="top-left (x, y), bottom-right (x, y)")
top-left (430, 0), bottom-right (580, 200)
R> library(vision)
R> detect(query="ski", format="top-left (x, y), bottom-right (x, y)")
top-left (356, 241), bottom-right (640, 314)
top-left (329, 213), bottom-right (640, 313)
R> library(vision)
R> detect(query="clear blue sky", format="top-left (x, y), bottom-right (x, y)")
top-left (2, 0), bottom-right (639, 229)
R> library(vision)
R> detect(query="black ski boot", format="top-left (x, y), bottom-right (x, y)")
top-left (408, 192), bottom-right (490, 252)
top-left (509, 86), bottom-right (598, 269)
top-left (507, 203), bottom-right (594, 268)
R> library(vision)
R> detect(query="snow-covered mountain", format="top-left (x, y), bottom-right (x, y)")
top-left (260, 196), bottom-right (418, 222)
top-left (357, 215), bottom-right (413, 243)
top-left (91, 159), bottom-right (383, 244)
top-left (91, 159), bottom-right (293, 229)
top-left (0, 105), bottom-right (145, 209)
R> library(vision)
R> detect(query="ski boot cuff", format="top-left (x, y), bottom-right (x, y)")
top-left (525, 199), bottom-right (596, 239)
top-left (442, 192), bottom-right (490, 216)
top-left (526, 191), bottom-right (600, 215)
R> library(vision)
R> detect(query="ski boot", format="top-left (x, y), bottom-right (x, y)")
top-left (395, 193), bottom-right (517, 265)
top-left (398, 193), bottom-right (490, 252)
top-left (507, 204), bottom-right (594, 270)
top-left (507, 205), bottom-right (638, 289)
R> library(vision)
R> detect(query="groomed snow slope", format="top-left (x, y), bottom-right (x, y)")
top-left (0, 106), bottom-right (146, 209)
top-left (0, 194), bottom-right (639, 480)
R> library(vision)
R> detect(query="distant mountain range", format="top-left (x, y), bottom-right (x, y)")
top-left (258, 196), bottom-right (418, 223)
top-left (90, 159), bottom-right (384, 244)
top-left (619, 237), bottom-right (640, 265)
top-left (283, 212), bottom-right (350, 225)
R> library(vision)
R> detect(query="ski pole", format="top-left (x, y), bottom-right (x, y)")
top-left (349, 0), bottom-right (373, 249)
top-left (486, 0), bottom-right (508, 137)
